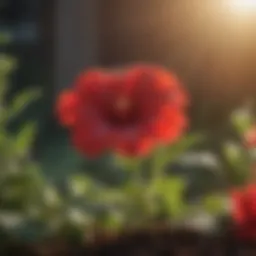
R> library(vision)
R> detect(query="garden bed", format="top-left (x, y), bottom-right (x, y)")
top-left (2, 227), bottom-right (256, 255)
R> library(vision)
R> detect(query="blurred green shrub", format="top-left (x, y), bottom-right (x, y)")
top-left (0, 45), bottom-right (245, 243)
top-left (0, 53), bottom-right (46, 239)
top-left (222, 105), bottom-right (254, 186)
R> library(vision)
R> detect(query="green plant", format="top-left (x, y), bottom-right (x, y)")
top-left (198, 104), bottom-right (256, 220)
top-left (62, 134), bottom-right (204, 238)
top-left (0, 54), bottom-right (43, 235)
top-left (0, 55), bottom-right (221, 242)
top-left (223, 105), bottom-right (254, 186)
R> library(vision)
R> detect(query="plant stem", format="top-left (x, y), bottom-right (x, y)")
top-left (145, 147), bottom-right (166, 219)
top-left (132, 158), bottom-right (143, 183)
top-left (151, 147), bottom-right (165, 185)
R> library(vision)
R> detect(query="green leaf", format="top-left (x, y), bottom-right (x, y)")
top-left (100, 209), bottom-right (124, 232)
top-left (26, 162), bottom-right (45, 186)
top-left (0, 129), bottom-right (12, 148)
top-left (223, 142), bottom-right (250, 185)
top-left (100, 188), bottom-right (125, 204)
top-left (0, 55), bottom-right (16, 106)
top-left (115, 154), bottom-right (143, 172)
top-left (0, 212), bottom-right (25, 230)
top-left (203, 194), bottom-right (227, 215)
top-left (66, 208), bottom-right (92, 227)
top-left (0, 170), bottom-right (45, 210)
top-left (0, 32), bottom-right (12, 45)
top-left (231, 108), bottom-right (253, 135)
top-left (120, 182), bottom-right (153, 223)
top-left (162, 134), bottom-right (204, 165)
top-left (15, 122), bottom-right (37, 157)
top-left (223, 142), bottom-right (250, 170)
top-left (0, 54), bottom-right (16, 75)
top-left (172, 133), bottom-right (204, 154)
top-left (0, 78), bottom-right (8, 102)
top-left (8, 88), bottom-right (41, 120)
top-left (157, 177), bottom-right (186, 218)
top-left (223, 142), bottom-right (243, 163)
top-left (42, 185), bottom-right (62, 208)
top-left (69, 175), bottom-right (94, 197)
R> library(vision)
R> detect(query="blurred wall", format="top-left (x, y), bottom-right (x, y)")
top-left (55, 0), bottom-right (99, 91)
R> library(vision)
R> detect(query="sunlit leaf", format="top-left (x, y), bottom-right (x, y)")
top-left (161, 134), bottom-right (204, 166)
top-left (231, 107), bottom-right (253, 135)
top-left (69, 175), bottom-right (94, 197)
top-left (0, 54), bottom-right (16, 75)
top-left (157, 176), bottom-right (186, 218)
top-left (223, 142), bottom-right (251, 185)
top-left (0, 212), bottom-right (25, 229)
top-left (223, 142), bottom-right (243, 163)
top-left (15, 122), bottom-right (37, 157)
top-left (203, 194), bottom-right (227, 215)
top-left (42, 185), bottom-right (62, 208)
top-left (67, 207), bottom-right (93, 227)
top-left (8, 88), bottom-right (41, 120)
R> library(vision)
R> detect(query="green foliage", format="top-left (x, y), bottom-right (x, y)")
top-left (222, 105), bottom-right (255, 186)
top-left (0, 54), bottom-right (16, 76)
top-left (156, 176), bottom-right (187, 219)
top-left (231, 106), bottom-right (253, 136)
top-left (203, 194), bottom-right (228, 216)
top-left (15, 122), bottom-right (37, 157)
top-left (54, 130), bottom-right (200, 236)
top-left (8, 89), bottom-right (41, 121)
top-left (98, 134), bottom-right (201, 228)
top-left (165, 133), bottom-right (204, 163)
top-left (0, 53), bottom-right (50, 241)
top-left (223, 142), bottom-right (251, 185)
top-left (0, 48), bottom-right (227, 241)
top-left (69, 174), bottom-right (94, 197)
top-left (0, 32), bottom-right (12, 45)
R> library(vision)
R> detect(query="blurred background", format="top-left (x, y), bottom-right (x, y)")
top-left (1, 0), bottom-right (256, 181)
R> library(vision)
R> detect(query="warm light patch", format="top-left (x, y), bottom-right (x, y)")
top-left (228, 0), bottom-right (256, 13)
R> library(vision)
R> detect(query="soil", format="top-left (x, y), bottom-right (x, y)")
top-left (1, 227), bottom-right (256, 255)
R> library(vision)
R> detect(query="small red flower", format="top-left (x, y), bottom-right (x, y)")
top-left (232, 184), bottom-right (256, 241)
top-left (244, 126), bottom-right (256, 148)
top-left (56, 65), bottom-right (188, 158)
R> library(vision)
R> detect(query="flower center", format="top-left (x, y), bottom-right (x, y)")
top-left (114, 97), bottom-right (131, 113)
top-left (102, 96), bottom-right (139, 127)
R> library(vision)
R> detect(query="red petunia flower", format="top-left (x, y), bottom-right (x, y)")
top-left (232, 184), bottom-right (256, 241)
top-left (56, 65), bottom-right (188, 158)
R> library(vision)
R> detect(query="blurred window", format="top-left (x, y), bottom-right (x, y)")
top-left (0, 0), bottom-right (40, 44)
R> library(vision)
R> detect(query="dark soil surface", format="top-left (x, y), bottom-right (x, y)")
top-left (1, 227), bottom-right (256, 255)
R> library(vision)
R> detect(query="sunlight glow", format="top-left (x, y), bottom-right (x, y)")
top-left (228, 0), bottom-right (256, 13)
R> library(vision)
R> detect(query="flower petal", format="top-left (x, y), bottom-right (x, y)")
top-left (55, 90), bottom-right (78, 127)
